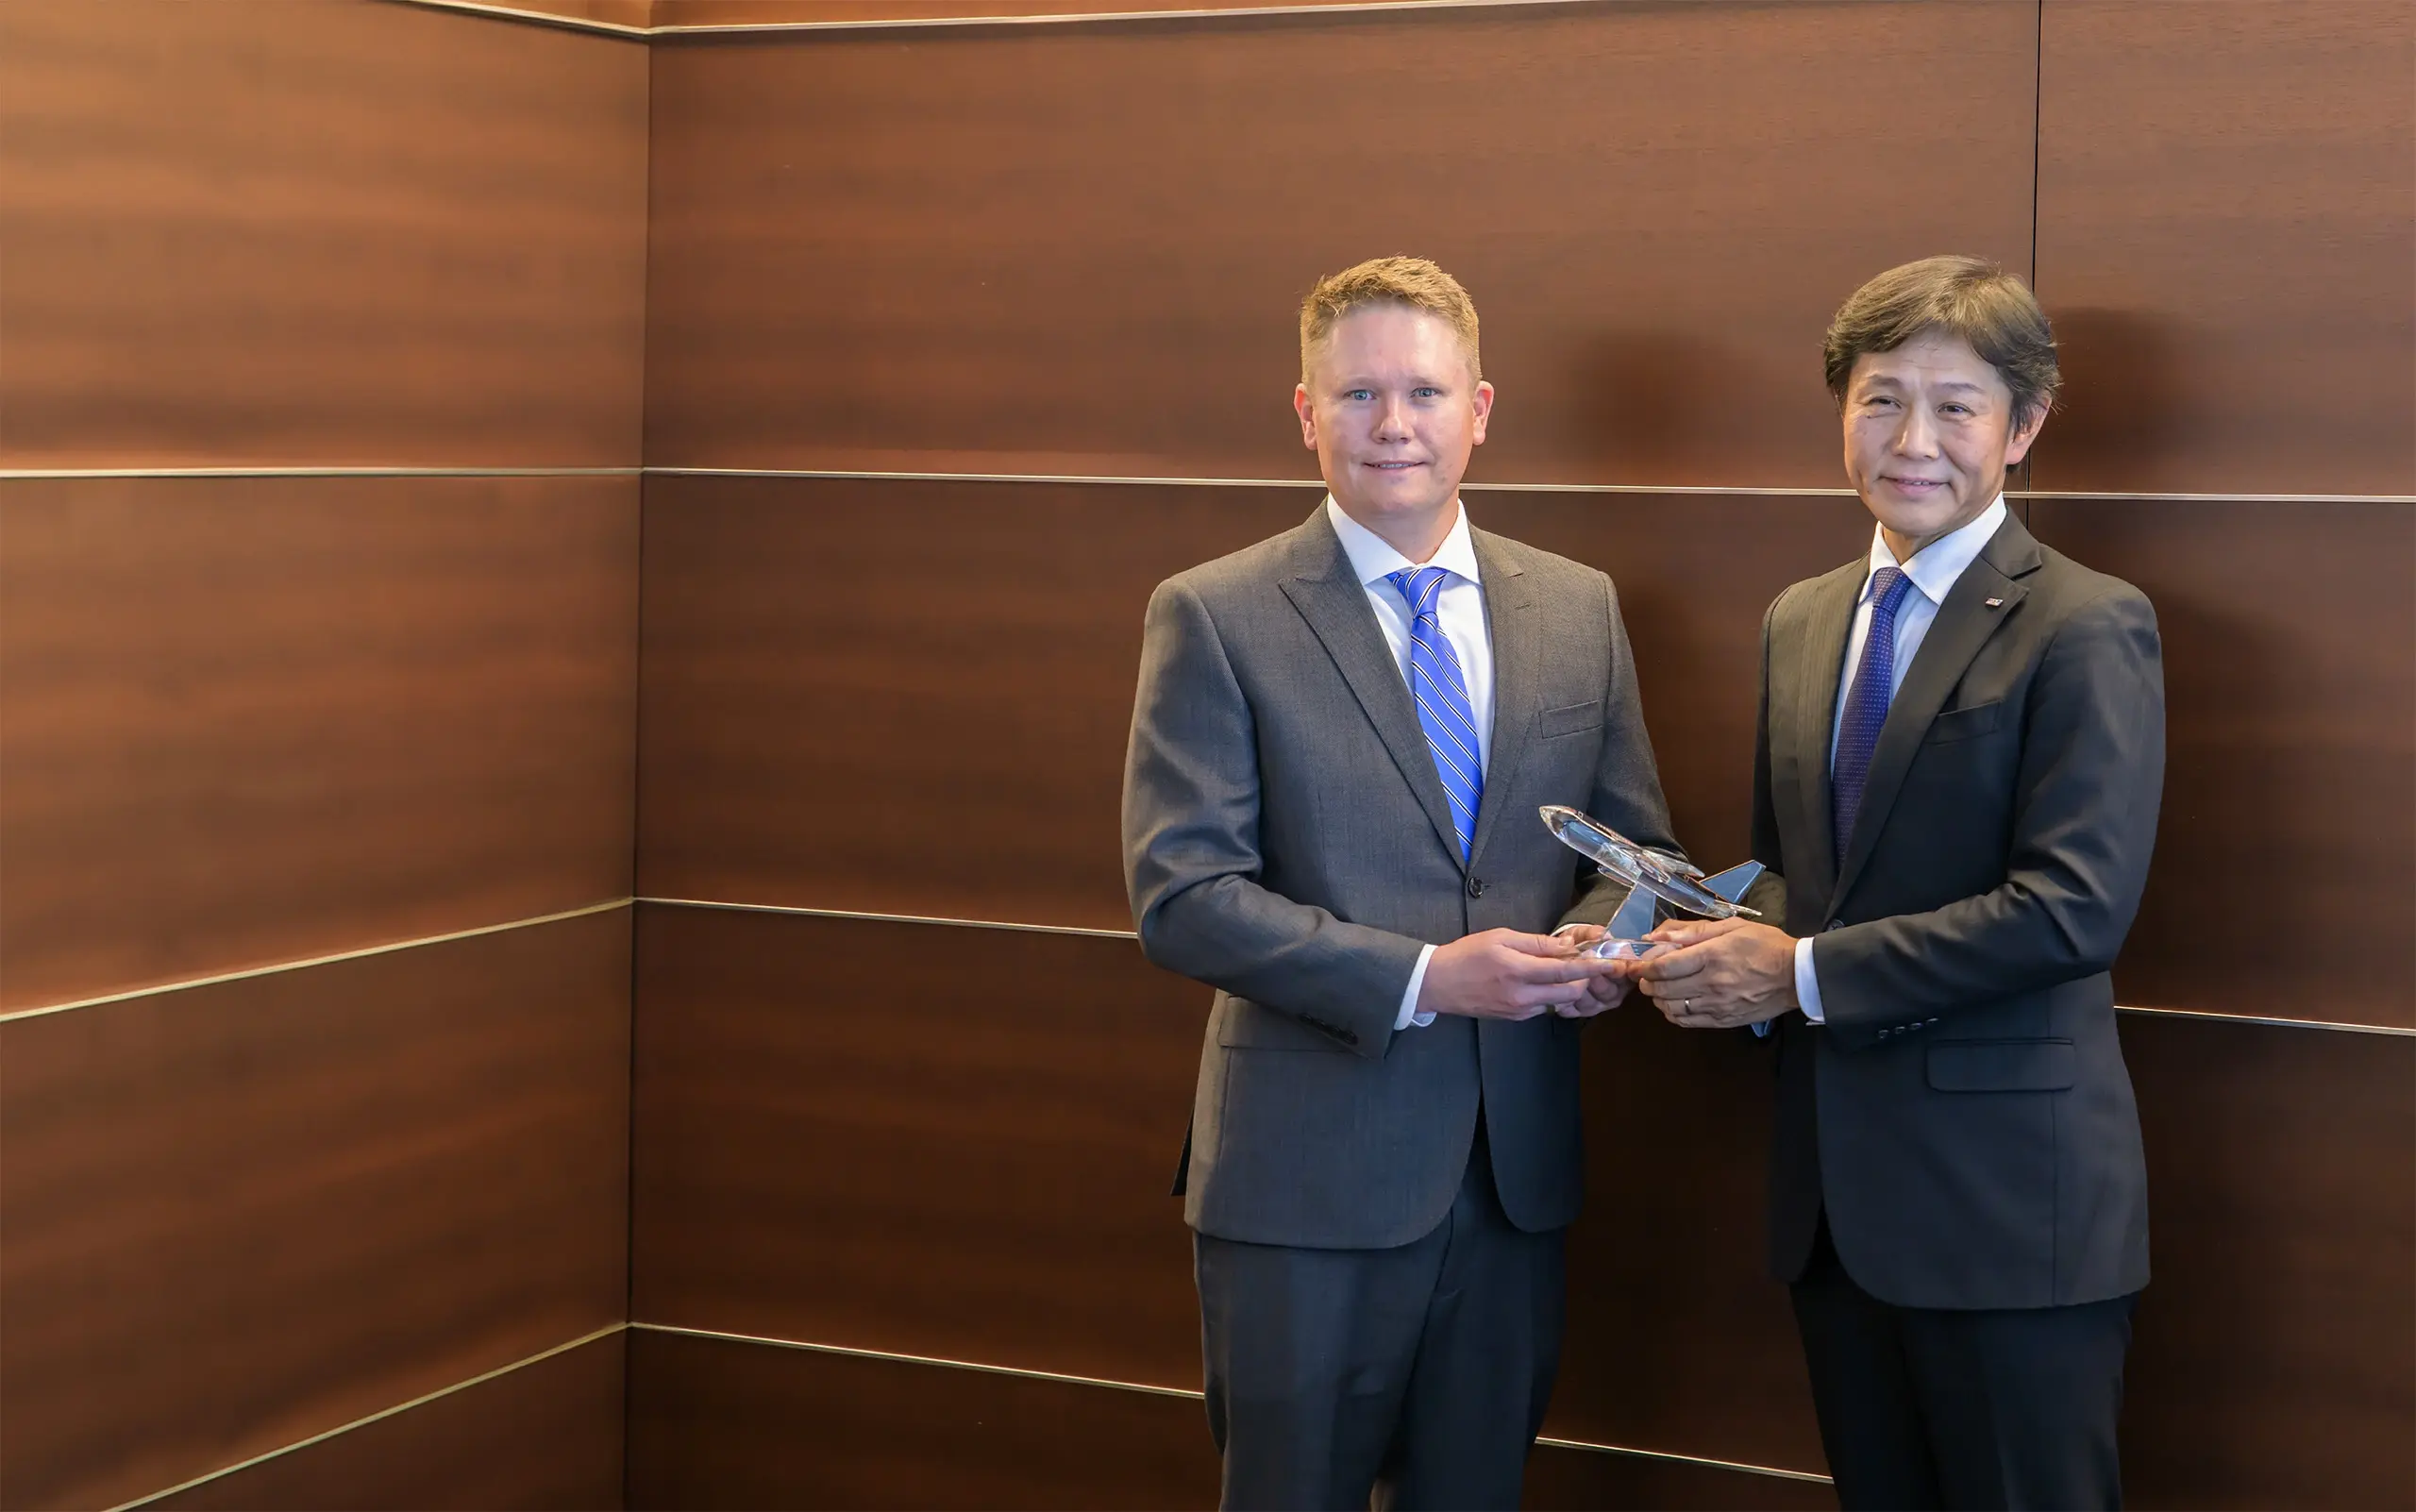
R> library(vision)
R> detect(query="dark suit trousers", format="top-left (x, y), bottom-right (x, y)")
top-left (1792, 1220), bottom-right (2136, 1512)
top-left (1192, 1119), bottom-right (1566, 1512)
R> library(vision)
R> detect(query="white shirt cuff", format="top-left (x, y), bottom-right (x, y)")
top-left (1398, 944), bottom-right (1438, 1029)
top-left (1794, 934), bottom-right (1826, 1024)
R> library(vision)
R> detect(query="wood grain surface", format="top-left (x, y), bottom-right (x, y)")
top-left (2032, 0), bottom-right (2415, 494)
top-left (0, 0), bottom-right (647, 467)
top-left (0, 909), bottom-right (633, 1512)
top-left (627, 1327), bottom-right (1219, 1510)
top-left (644, 0), bottom-right (2035, 482)
top-left (0, 475), bottom-right (640, 1010)
top-left (629, 904), bottom-right (1202, 1384)
top-left (2028, 496), bottom-right (2415, 1028)
top-left (155, 1331), bottom-right (629, 1512)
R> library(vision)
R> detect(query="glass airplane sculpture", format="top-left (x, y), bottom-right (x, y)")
top-left (1537, 803), bottom-right (1765, 961)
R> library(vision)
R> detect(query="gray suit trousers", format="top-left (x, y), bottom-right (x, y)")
top-left (1193, 1119), bottom-right (1566, 1512)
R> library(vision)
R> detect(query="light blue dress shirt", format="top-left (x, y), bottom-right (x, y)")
top-left (1323, 497), bottom-right (1494, 1032)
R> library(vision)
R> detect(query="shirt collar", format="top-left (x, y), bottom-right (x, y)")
top-left (1324, 496), bottom-right (1483, 591)
top-left (1861, 495), bottom-right (2008, 608)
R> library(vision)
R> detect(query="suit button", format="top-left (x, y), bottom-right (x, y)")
top-left (1825, 919), bottom-right (1845, 932)
top-left (1342, 1031), bottom-right (1359, 1045)
top-left (1466, 875), bottom-right (1486, 899)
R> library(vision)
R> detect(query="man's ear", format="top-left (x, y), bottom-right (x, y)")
top-left (1294, 383), bottom-right (1317, 450)
top-left (1469, 379), bottom-right (1496, 446)
top-left (2005, 401), bottom-right (2047, 466)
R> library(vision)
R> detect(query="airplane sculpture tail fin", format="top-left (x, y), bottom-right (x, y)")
top-left (1700, 861), bottom-right (1765, 905)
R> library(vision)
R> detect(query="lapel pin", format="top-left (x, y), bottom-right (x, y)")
top-left (1984, 597), bottom-right (2005, 609)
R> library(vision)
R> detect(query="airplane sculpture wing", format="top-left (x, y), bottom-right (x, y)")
top-left (1538, 803), bottom-right (1763, 959)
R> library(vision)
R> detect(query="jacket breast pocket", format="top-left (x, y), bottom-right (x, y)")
top-left (1536, 700), bottom-right (1603, 740)
top-left (1923, 698), bottom-right (2005, 746)
top-left (1927, 1038), bottom-right (2076, 1092)
top-left (1216, 997), bottom-right (1354, 1052)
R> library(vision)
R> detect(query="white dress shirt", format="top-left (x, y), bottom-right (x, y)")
top-left (1323, 496), bottom-right (1495, 1032)
top-left (1794, 496), bottom-right (2008, 1022)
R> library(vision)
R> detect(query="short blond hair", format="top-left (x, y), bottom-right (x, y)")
top-left (1299, 256), bottom-right (1482, 384)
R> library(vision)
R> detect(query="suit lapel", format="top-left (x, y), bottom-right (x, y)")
top-left (1464, 529), bottom-right (1536, 870)
top-left (1831, 515), bottom-right (2040, 904)
top-left (1275, 511), bottom-right (1465, 866)
top-left (1782, 563), bottom-right (1863, 900)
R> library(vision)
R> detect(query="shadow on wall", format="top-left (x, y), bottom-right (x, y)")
top-left (2036, 307), bottom-right (2188, 491)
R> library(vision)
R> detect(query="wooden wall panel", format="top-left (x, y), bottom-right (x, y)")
top-left (629, 904), bottom-right (1202, 1385)
top-left (0, 910), bottom-right (633, 1512)
top-left (156, 1331), bottom-right (629, 1512)
top-left (636, 478), bottom-right (1865, 928)
top-left (0, 0), bottom-right (648, 468)
top-left (2119, 1016), bottom-right (2415, 1510)
top-left (2032, 0), bottom-right (2416, 495)
top-left (1550, 1004), bottom-right (1824, 1473)
top-left (652, 0), bottom-right (1378, 25)
top-left (636, 475), bottom-right (1312, 925)
top-left (0, 475), bottom-right (641, 1010)
top-left (628, 1328), bottom-right (1217, 1510)
top-left (644, 2), bottom-right (2034, 481)
top-left (1525, 1445), bottom-right (1834, 1512)
top-left (2028, 498), bottom-right (2415, 1028)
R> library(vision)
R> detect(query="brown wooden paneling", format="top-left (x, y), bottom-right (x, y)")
top-left (156, 1331), bottom-right (629, 1512)
top-left (2028, 497), bottom-right (2416, 1028)
top-left (0, 909), bottom-right (633, 1512)
top-left (636, 474), bottom-right (1312, 926)
top-left (636, 476), bottom-right (1865, 930)
top-left (2118, 1015), bottom-right (2416, 1510)
top-left (644, 2), bottom-right (2034, 481)
top-left (1526, 1444), bottom-right (1835, 1512)
top-left (0, 0), bottom-right (647, 468)
top-left (626, 1328), bottom-right (1218, 1511)
top-left (1471, 493), bottom-right (1874, 879)
top-left (652, 0), bottom-right (1381, 24)
top-left (2033, 1), bottom-right (2416, 494)
top-left (1549, 1003), bottom-right (1825, 1473)
top-left (0, 475), bottom-right (640, 1010)
top-left (629, 904), bottom-right (1202, 1385)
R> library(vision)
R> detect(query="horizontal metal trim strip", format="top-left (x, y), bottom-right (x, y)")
top-left (112, 1322), bottom-right (629, 1512)
top-left (628, 1323), bottom-right (1832, 1484)
top-left (656, 0), bottom-right (1619, 38)
top-left (628, 1321), bottom-right (1200, 1399)
top-left (1530, 1434), bottom-right (1834, 1486)
top-left (0, 466), bottom-right (642, 479)
top-left (647, 469), bottom-right (2415, 501)
top-left (640, 896), bottom-right (1140, 939)
top-left (2113, 1002), bottom-right (2415, 1037)
top-left (378, 0), bottom-right (650, 37)
top-left (0, 899), bottom-right (635, 1024)
top-left (643, 903), bottom-right (2411, 1035)
top-left (8, 466), bottom-right (2408, 503)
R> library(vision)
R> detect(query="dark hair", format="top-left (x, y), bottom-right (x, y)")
top-left (1823, 256), bottom-right (2059, 427)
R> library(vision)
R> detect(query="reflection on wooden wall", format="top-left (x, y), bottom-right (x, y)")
top-left (0, 0), bottom-right (647, 1504)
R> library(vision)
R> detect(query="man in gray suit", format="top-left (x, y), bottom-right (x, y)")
top-left (1633, 256), bottom-right (2163, 1510)
top-left (1121, 257), bottom-right (1675, 1510)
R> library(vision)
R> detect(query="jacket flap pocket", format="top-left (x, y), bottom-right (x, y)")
top-left (1923, 698), bottom-right (2005, 745)
top-left (1537, 699), bottom-right (1604, 740)
top-left (1927, 1038), bottom-right (2076, 1092)
top-left (1216, 997), bottom-right (1353, 1052)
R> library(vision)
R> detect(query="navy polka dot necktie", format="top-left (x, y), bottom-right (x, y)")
top-left (1831, 565), bottom-right (1916, 869)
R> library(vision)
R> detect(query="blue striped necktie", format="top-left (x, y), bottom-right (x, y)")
top-left (1831, 565), bottom-right (1916, 867)
top-left (1386, 566), bottom-right (1485, 864)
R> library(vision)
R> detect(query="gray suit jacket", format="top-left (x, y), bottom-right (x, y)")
top-left (1756, 512), bottom-right (2162, 1309)
top-left (1122, 506), bottom-right (1676, 1250)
